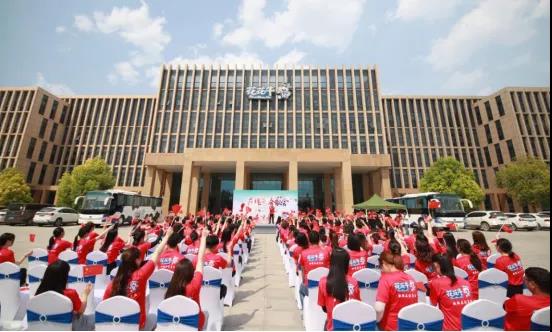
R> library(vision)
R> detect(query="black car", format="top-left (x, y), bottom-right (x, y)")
top-left (4, 203), bottom-right (53, 225)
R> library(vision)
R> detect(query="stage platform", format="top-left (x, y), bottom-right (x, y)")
top-left (253, 224), bottom-right (277, 234)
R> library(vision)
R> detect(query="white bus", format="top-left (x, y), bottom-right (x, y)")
top-left (75, 189), bottom-right (162, 225)
top-left (387, 192), bottom-right (472, 228)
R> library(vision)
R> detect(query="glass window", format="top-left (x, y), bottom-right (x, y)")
top-left (484, 124), bottom-right (492, 144)
top-left (38, 95), bottom-right (48, 115)
top-left (26, 138), bottom-right (36, 159)
top-left (484, 101), bottom-right (493, 121)
top-left (495, 120), bottom-right (504, 140)
top-left (38, 119), bottom-right (47, 138)
top-left (27, 162), bottom-right (36, 182)
top-left (506, 140), bottom-right (516, 161)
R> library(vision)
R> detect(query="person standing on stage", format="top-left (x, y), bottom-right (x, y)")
top-left (268, 201), bottom-right (275, 224)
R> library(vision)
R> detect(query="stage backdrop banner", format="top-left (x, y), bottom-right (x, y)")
top-left (232, 190), bottom-right (298, 224)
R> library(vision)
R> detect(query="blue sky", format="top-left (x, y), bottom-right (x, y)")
top-left (0, 0), bottom-right (549, 96)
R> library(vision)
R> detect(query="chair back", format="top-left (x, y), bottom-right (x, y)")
top-left (26, 291), bottom-right (73, 331)
top-left (454, 266), bottom-right (469, 280)
top-left (332, 299), bottom-right (377, 331)
top-left (0, 262), bottom-right (21, 320)
top-left (366, 255), bottom-right (380, 269)
top-left (531, 306), bottom-right (550, 331)
top-left (58, 250), bottom-right (79, 266)
top-left (148, 269), bottom-right (174, 314)
top-left (86, 250), bottom-right (109, 290)
top-left (156, 295), bottom-right (200, 331)
top-left (199, 266), bottom-right (224, 331)
top-left (28, 248), bottom-right (49, 268)
top-left (184, 254), bottom-right (196, 262)
top-left (109, 266), bottom-right (119, 280)
top-left (304, 267), bottom-right (329, 331)
top-left (218, 252), bottom-right (235, 307)
top-left (405, 269), bottom-right (428, 303)
top-left (407, 253), bottom-right (417, 269)
top-left (95, 296), bottom-right (140, 331)
top-left (67, 265), bottom-right (96, 315)
top-left (478, 268), bottom-right (508, 305)
top-left (352, 268), bottom-right (381, 306)
top-left (486, 254), bottom-right (500, 268)
top-left (461, 299), bottom-right (505, 331)
top-left (398, 303), bottom-right (444, 331)
top-left (372, 244), bottom-right (384, 255)
top-left (28, 264), bottom-right (48, 296)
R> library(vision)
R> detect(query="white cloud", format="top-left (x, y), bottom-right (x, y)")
top-left (74, 2), bottom-right (171, 85)
top-left (391, 0), bottom-right (461, 21)
top-left (220, 0), bottom-right (367, 51)
top-left (533, 0), bottom-right (550, 18)
top-left (36, 72), bottom-right (75, 96)
top-left (427, 0), bottom-right (547, 72)
top-left (212, 23), bottom-right (224, 38)
top-left (74, 15), bottom-right (94, 31)
top-left (55, 26), bottom-right (66, 33)
top-left (443, 69), bottom-right (487, 91)
top-left (274, 49), bottom-right (306, 66)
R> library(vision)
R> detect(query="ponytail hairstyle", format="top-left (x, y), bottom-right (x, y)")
top-left (165, 258), bottom-right (195, 298)
top-left (132, 228), bottom-right (146, 246)
top-left (36, 260), bottom-right (70, 296)
top-left (73, 225), bottom-right (91, 251)
top-left (0, 233), bottom-right (15, 247)
top-left (496, 238), bottom-right (516, 258)
top-left (48, 227), bottom-right (65, 250)
top-left (111, 247), bottom-right (140, 296)
top-left (329, 230), bottom-right (339, 249)
top-left (347, 233), bottom-right (361, 252)
top-left (100, 224), bottom-right (119, 252)
top-left (326, 249), bottom-right (350, 302)
top-left (472, 231), bottom-right (490, 252)
top-left (433, 254), bottom-right (457, 286)
top-left (220, 228), bottom-right (233, 249)
top-left (295, 232), bottom-right (309, 249)
top-left (415, 237), bottom-right (434, 264)
top-left (457, 239), bottom-right (482, 272)
top-left (443, 232), bottom-right (459, 261)
top-left (379, 249), bottom-right (404, 271)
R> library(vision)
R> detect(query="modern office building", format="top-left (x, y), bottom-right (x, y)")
top-left (0, 65), bottom-right (549, 213)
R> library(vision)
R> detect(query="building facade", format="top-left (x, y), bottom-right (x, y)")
top-left (0, 65), bottom-right (549, 213)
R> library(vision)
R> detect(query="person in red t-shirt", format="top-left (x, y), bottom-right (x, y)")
top-left (292, 232), bottom-right (309, 265)
top-left (375, 249), bottom-right (418, 331)
top-left (200, 235), bottom-right (232, 269)
top-left (495, 238), bottom-right (525, 298)
top-left (73, 222), bottom-right (110, 265)
top-left (158, 230), bottom-right (184, 271)
top-left (130, 226), bottom-right (163, 262)
top-left (346, 234), bottom-right (369, 277)
top-left (185, 231), bottom-right (200, 255)
top-left (268, 202), bottom-right (275, 224)
top-left (47, 227), bottom-right (73, 264)
top-left (35, 259), bottom-right (93, 329)
top-left (318, 248), bottom-right (361, 331)
top-left (455, 239), bottom-right (483, 299)
top-left (99, 224), bottom-right (127, 274)
top-left (471, 231), bottom-right (492, 269)
top-left (165, 229), bottom-right (209, 330)
top-left (430, 254), bottom-right (473, 331)
top-left (104, 227), bottom-right (173, 330)
top-left (504, 267), bottom-right (550, 331)
top-left (298, 231), bottom-right (331, 307)
top-left (414, 234), bottom-right (438, 281)
top-left (0, 232), bottom-right (32, 286)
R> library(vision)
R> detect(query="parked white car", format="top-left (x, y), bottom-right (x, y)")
top-left (532, 213), bottom-right (550, 230)
top-left (0, 209), bottom-right (6, 223)
top-left (504, 213), bottom-right (538, 231)
top-left (464, 211), bottom-right (509, 231)
top-left (33, 207), bottom-right (79, 226)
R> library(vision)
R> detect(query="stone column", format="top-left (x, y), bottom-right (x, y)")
top-left (179, 160), bottom-right (193, 214)
top-left (235, 161), bottom-right (245, 190)
top-left (340, 161), bottom-right (354, 214)
top-left (379, 168), bottom-right (392, 198)
top-left (143, 166), bottom-right (156, 196)
top-left (161, 172), bottom-right (172, 215)
top-left (153, 169), bottom-right (164, 197)
top-left (188, 167), bottom-right (200, 213)
top-left (333, 167), bottom-right (343, 211)
top-left (323, 174), bottom-right (332, 209)
top-left (200, 172), bottom-right (211, 210)
top-left (362, 174), bottom-right (371, 200)
top-left (288, 161), bottom-right (298, 191)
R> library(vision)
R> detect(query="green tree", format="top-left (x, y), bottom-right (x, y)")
top-left (420, 157), bottom-right (485, 205)
top-left (56, 157), bottom-right (116, 207)
top-left (496, 157), bottom-right (550, 207)
top-left (0, 168), bottom-right (33, 206)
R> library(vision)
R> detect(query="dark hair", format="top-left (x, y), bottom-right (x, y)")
top-left (525, 267), bottom-right (550, 295)
top-left (496, 238), bottom-right (516, 258)
top-left (389, 240), bottom-right (402, 256)
top-left (100, 224), bottom-right (119, 252)
top-left (132, 229), bottom-right (146, 246)
top-left (73, 223), bottom-right (94, 250)
top-left (167, 231), bottom-right (183, 249)
top-left (415, 237), bottom-right (434, 264)
top-left (221, 228), bottom-right (233, 249)
top-left (443, 232), bottom-right (459, 261)
top-left (48, 227), bottom-right (65, 250)
top-left (343, 223), bottom-right (354, 236)
top-left (36, 260), bottom-right (70, 296)
top-left (111, 247), bottom-right (140, 296)
top-left (433, 254), bottom-right (457, 286)
top-left (295, 232), bottom-right (309, 249)
top-left (165, 258), bottom-right (195, 298)
top-left (379, 250), bottom-right (404, 270)
top-left (329, 230), bottom-right (339, 249)
top-left (0, 233), bottom-right (15, 247)
top-left (326, 249), bottom-right (350, 302)
top-left (457, 239), bottom-right (482, 272)
top-left (347, 234), bottom-right (361, 252)
top-left (190, 231), bottom-right (199, 242)
top-left (206, 235), bottom-right (219, 249)
top-left (472, 231), bottom-right (490, 252)
top-left (308, 231), bottom-right (320, 245)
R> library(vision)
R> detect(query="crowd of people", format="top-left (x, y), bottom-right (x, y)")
top-left (276, 209), bottom-right (550, 331)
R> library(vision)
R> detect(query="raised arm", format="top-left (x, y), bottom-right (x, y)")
top-left (195, 229), bottom-right (208, 274)
top-left (149, 227), bottom-right (173, 265)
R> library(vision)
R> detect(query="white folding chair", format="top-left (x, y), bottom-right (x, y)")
top-left (398, 303), bottom-right (444, 331)
top-left (178, 242), bottom-right (188, 255)
top-left (28, 264), bottom-right (48, 296)
top-left (67, 265), bottom-right (96, 316)
top-left (58, 250), bottom-right (79, 266)
top-left (184, 253), bottom-right (196, 262)
top-left (218, 253), bottom-right (235, 307)
top-left (531, 306), bottom-right (550, 331)
top-left (288, 245), bottom-right (298, 287)
top-left (26, 291), bottom-right (73, 331)
top-left (294, 267), bottom-right (303, 310)
top-left (372, 244), bottom-right (384, 255)
top-left (200, 266), bottom-right (224, 331)
top-left (156, 295), bottom-right (201, 331)
top-left (352, 268), bottom-right (381, 306)
top-left (367, 255), bottom-right (380, 269)
top-left (461, 299), bottom-right (505, 331)
top-left (486, 254), bottom-right (500, 269)
top-left (241, 241), bottom-right (249, 265)
top-left (405, 269), bottom-right (429, 303)
top-left (0, 262), bottom-right (21, 321)
top-left (407, 253), bottom-right (417, 269)
top-left (455, 266), bottom-right (469, 280)
top-left (478, 268), bottom-right (508, 305)
top-left (86, 250), bottom-right (109, 297)
top-left (332, 300), bottom-right (377, 331)
top-left (232, 243), bottom-right (242, 287)
top-left (148, 269), bottom-right (174, 316)
top-left (304, 267), bottom-right (329, 331)
top-left (95, 296), bottom-right (140, 331)
top-left (28, 248), bottom-right (49, 268)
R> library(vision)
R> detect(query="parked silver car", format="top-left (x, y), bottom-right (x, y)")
top-left (33, 207), bottom-right (79, 226)
top-left (464, 211), bottom-right (509, 231)
top-left (504, 213), bottom-right (537, 231)
top-left (0, 209), bottom-right (6, 223)
top-left (532, 213), bottom-right (550, 230)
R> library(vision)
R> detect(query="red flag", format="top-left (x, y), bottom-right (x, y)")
top-left (171, 204), bottom-right (182, 215)
top-left (446, 223), bottom-right (457, 232)
top-left (502, 225), bottom-right (513, 233)
top-left (83, 265), bottom-right (104, 277)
